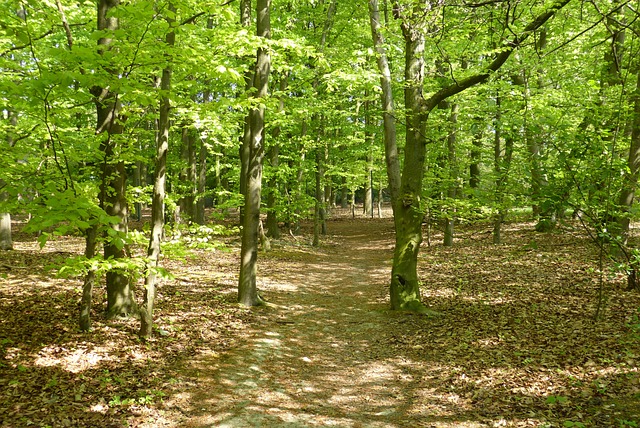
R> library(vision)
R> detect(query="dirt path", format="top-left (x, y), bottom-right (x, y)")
top-left (165, 218), bottom-right (448, 428)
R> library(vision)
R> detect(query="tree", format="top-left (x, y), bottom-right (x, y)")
top-left (139, 3), bottom-right (176, 338)
top-left (238, 0), bottom-right (272, 306)
top-left (91, 0), bottom-right (136, 319)
top-left (370, 0), bottom-right (572, 312)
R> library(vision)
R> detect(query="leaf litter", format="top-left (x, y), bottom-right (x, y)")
top-left (0, 213), bottom-right (638, 427)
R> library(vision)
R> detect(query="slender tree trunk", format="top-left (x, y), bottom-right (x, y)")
top-left (133, 158), bottom-right (142, 221)
top-left (0, 212), bottom-right (12, 250)
top-left (139, 6), bottom-right (174, 337)
top-left (618, 71), bottom-right (640, 246)
top-left (239, 0), bottom-right (253, 225)
top-left (79, 226), bottom-right (97, 331)
top-left (340, 177), bottom-right (348, 208)
top-left (179, 126), bottom-right (197, 222)
top-left (313, 147), bottom-right (322, 247)
top-left (195, 141), bottom-right (207, 225)
top-left (266, 76), bottom-right (287, 239)
top-left (492, 94), bottom-right (504, 244)
top-left (369, 0), bottom-right (400, 205)
top-left (364, 99), bottom-right (374, 217)
top-left (1, 112), bottom-right (16, 250)
top-left (444, 103), bottom-right (459, 247)
top-left (292, 122), bottom-right (307, 234)
top-left (238, 0), bottom-right (270, 307)
top-left (469, 119), bottom-right (482, 191)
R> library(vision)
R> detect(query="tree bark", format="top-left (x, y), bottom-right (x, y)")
top-left (313, 147), bottom-right (323, 247)
top-left (266, 76), bottom-right (287, 239)
top-left (79, 226), bottom-right (97, 331)
top-left (364, 99), bottom-right (374, 217)
top-left (444, 103), bottom-right (459, 247)
top-left (93, 0), bottom-right (135, 319)
top-left (238, 0), bottom-right (270, 307)
top-left (0, 212), bottom-right (12, 251)
top-left (179, 126), bottom-right (197, 223)
top-left (195, 140), bottom-right (207, 225)
top-left (239, 0), bottom-right (253, 226)
top-left (140, 5), bottom-right (175, 337)
top-left (369, 0), bottom-right (400, 205)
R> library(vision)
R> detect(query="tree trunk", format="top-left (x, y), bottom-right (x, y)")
top-left (389, 10), bottom-right (430, 312)
top-left (0, 212), bottom-right (12, 250)
top-left (340, 177), bottom-right (348, 208)
top-left (444, 103), bottom-right (459, 247)
top-left (364, 99), bottom-right (374, 217)
top-left (266, 76), bottom-right (287, 239)
top-left (195, 141), bottom-right (207, 225)
top-left (79, 226), bottom-right (97, 331)
top-left (238, 0), bottom-right (270, 307)
top-left (370, 0), bottom-right (569, 313)
top-left (238, 0), bottom-right (253, 226)
top-left (469, 120), bottom-right (482, 191)
top-left (179, 126), bottom-right (196, 223)
top-left (140, 6), bottom-right (174, 337)
top-left (616, 64), bottom-right (640, 246)
top-left (492, 94), bottom-right (504, 244)
top-left (369, 0), bottom-right (400, 205)
top-left (313, 147), bottom-right (322, 247)
top-left (93, 0), bottom-right (135, 319)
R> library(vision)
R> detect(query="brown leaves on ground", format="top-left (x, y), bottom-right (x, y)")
top-left (0, 213), bottom-right (639, 427)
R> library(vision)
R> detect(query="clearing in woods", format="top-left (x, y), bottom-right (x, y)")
top-left (1, 213), bottom-right (640, 427)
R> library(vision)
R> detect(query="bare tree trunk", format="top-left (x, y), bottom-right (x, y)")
top-left (444, 103), bottom-right (459, 247)
top-left (313, 147), bottom-right (322, 247)
top-left (79, 226), bottom-right (97, 331)
top-left (469, 119), bottom-right (483, 191)
top-left (238, 0), bottom-right (270, 307)
top-left (0, 212), bottom-right (11, 251)
top-left (195, 141), bottom-right (207, 225)
top-left (139, 5), bottom-right (175, 337)
top-left (266, 76), bottom-right (287, 239)
top-left (238, 0), bottom-right (253, 226)
top-left (364, 99), bottom-right (374, 217)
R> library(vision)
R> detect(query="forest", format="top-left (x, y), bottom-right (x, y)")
top-left (1, 0), bottom-right (640, 426)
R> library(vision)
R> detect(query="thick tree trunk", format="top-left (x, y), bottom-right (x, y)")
top-left (371, 0), bottom-right (569, 313)
top-left (238, 0), bottom-right (270, 307)
top-left (389, 12), bottom-right (431, 312)
top-left (92, 0), bottom-right (136, 319)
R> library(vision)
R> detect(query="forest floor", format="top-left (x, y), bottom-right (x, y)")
top-left (1, 209), bottom-right (640, 427)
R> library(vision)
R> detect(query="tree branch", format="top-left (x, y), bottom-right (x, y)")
top-left (424, 0), bottom-right (572, 112)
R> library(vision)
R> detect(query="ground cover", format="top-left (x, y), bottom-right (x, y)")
top-left (0, 212), bottom-right (639, 427)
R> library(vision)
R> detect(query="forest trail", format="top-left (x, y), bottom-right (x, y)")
top-left (165, 218), bottom-right (461, 428)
